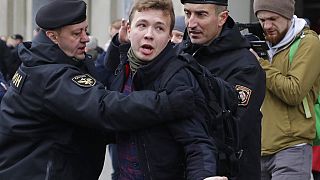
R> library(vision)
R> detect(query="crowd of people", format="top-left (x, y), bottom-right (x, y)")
top-left (0, 0), bottom-right (320, 180)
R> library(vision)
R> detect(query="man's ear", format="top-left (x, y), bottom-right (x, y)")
top-left (218, 10), bottom-right (229, 27)
top-left (46, 31), bottom-right (59, 44)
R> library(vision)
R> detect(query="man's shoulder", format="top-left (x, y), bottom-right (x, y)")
top-left (160, 57), bottom-right (201, 92)
top-left (221, 47), bottom-right (259, 66)
top-left (302, 29), bottom-right (320, 43)
top-left (302, 28), bottom-right (318, 37)
top-left (20, 62), bottom-right (82, 84)
top-left (296, 28), bottom-right (320, 52)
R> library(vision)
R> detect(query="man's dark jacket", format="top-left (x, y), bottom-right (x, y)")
top-left (177, 17), bottom-right (266, 180)
top-left (109, 42), bottom-right (217, 180)
top-left (0, 31), bottom-right (194, 180)
top-left (0, 39), bottom-right (22, 81)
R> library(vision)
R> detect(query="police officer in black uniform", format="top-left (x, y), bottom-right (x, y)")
top-left (0, 1), bottom-right (196, 179)
top-left (178, 0), bottom-right (266, 179)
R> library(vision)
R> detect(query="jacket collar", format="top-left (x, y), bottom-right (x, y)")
top-left (120, 42), bottom-right (176, 87)
top-left (180, 16), bottom-right (250, 56)
top-left (18, 30), bottom-right (89, 67)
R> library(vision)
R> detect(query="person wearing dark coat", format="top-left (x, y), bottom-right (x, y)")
top-left (110, 42), bottom-right (217, 180)
top-left (177, 0), bottom-right (266, 179)
top-left (0, 1), bottom-right (197, 180)
top-left (104, 0), bottom-right (235, 179)
top-left (108, 0), bottom-right (219, 179)
top-left (0, 39), bottom-right (13, 81)
top-left (3, 34), bottom-right (24, 81)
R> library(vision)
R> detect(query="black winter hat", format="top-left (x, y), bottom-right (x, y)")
top-left (10, 34), bottom-right (23, 41)
top-left (180, 0), bottom-right (228, 6)
top-left (36, 0), bottom-right (87, 30)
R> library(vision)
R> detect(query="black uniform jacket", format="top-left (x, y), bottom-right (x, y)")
top-left (109, 42), bottom-right (217, 180)
top-left (0, 31), bottom-right (192, 180)
top-left (178, 17), bottom-right (266, 180)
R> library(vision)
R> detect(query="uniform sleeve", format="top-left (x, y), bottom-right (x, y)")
top-left (165, 68), bottom-right (217, 179)
top-left (42, 67), bottom-right (192, 132)
top-left (259, 35), bottom-right (320, 105)
top-left (224, 50), bottom-right (266, 111)
top-left (224, 51), bottom-right (266, 148)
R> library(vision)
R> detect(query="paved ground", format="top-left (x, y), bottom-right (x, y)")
top-left (98, 147), bottom-right (112, 180)
top-left (97, 147), bottom-right (317, 180)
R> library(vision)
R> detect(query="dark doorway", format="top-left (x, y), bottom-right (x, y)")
top-left (298, 0), bottom-right (320, 34)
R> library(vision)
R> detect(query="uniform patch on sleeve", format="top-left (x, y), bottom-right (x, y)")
top-left (236, 85), bottom-right (252, 107)
top-left (11, 69), bottom-right (27, 93)
top-left (72, 74), bottom-right (96, 87)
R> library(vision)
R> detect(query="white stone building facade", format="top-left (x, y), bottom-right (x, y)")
top-left (0, 0), bottom-right (254, 47)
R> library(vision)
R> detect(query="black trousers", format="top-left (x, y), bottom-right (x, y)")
top-left (313, 171), bottom-right (320, 180)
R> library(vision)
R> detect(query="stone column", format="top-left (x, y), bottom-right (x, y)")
top-left (32, 0), bottom-right (54, 30)
top-left (89, 0), bottom-right (111, 47)
top-left (173, 1), bottom-right (184, 16)
top-left (0, 0), bottom-right (28, 39)
top-left (229, 0), bottom-right (252, 23)
top-left (0, 0), bottom-right (9, 37)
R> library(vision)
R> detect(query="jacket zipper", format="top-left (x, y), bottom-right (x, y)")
top-left (192, 47), bottom-right (202, 57)
top-left (142, 138), bottom-right (153, 180)
top-left (45, 160), bottom-right (53, 180)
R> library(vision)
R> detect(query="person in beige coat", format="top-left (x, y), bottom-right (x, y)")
top-left (252, 0), bottom-right (320, 179)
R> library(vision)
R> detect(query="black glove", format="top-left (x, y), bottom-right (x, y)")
top-left (167, 86), bottom-right (195, 120)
